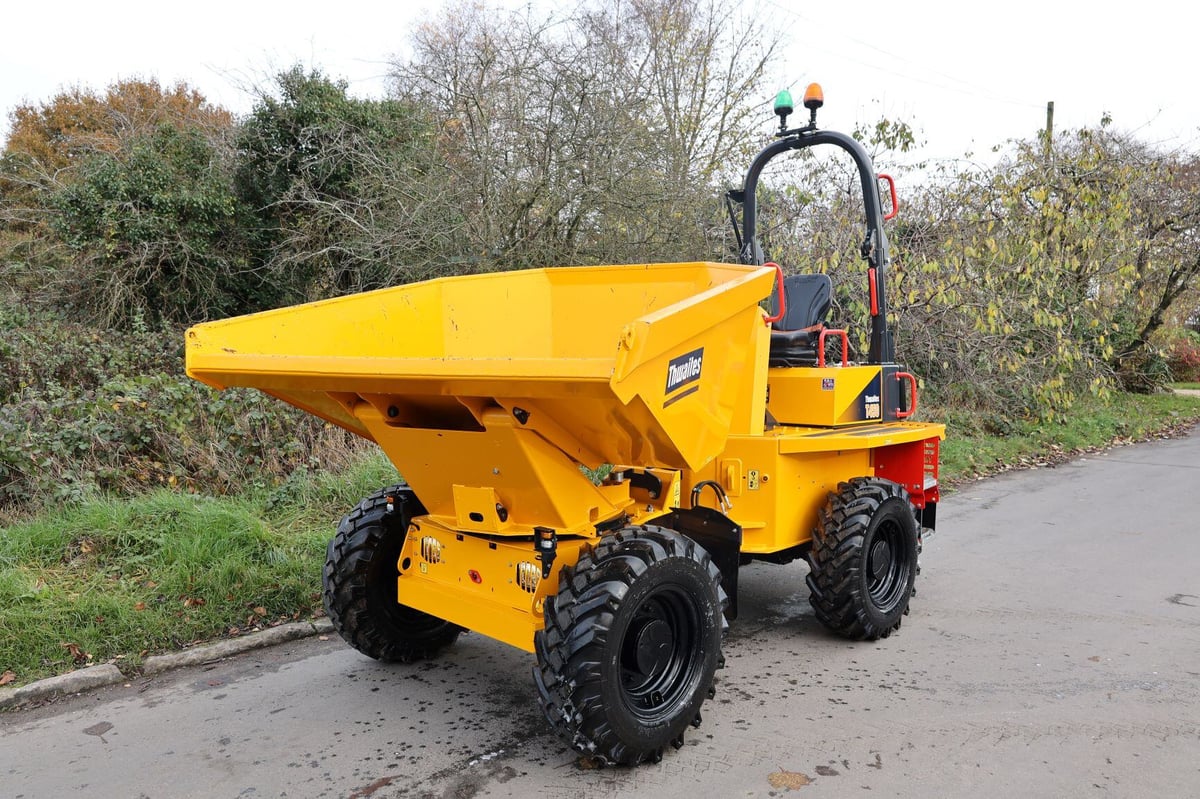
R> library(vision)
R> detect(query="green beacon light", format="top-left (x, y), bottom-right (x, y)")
top-left (774, 89), bottom-right (794, 131)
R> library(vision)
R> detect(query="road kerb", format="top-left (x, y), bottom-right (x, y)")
top-left (1, 618), bottom-right (335, 711)
top-left (0, 664), bottom-right (124, 711)
top-left (142, 619), bottom-right (334, 675)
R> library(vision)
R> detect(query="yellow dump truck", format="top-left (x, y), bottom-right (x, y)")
top-left (187, 85), bottom-right (943, 765)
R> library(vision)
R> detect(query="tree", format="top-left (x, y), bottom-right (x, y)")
top-left (389, 0), bottom-right (783, 270)
top-left (49, 122), bottom-right (262, 325)
top-left (1106, 151), bottom-right (1200, 387)
top-left (883, 122), bottom-right (1200, 422)
top-left (741, 111), bottom-right (1200, 423)
top-left (234, 66), bottom-right (445, 296)
top-left (0, 79), bottom-right (248, 323)
top-left (2, 79), bottom-right (231, 225)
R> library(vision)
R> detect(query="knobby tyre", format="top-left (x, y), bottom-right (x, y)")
top-left (533, 525), bottom-right (727, 766)
top-left (323, 484), bottom-right (462, 662)
top-left (806, 476), bottom-right (919, 640)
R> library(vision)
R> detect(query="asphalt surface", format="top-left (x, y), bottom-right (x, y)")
top-left (3, 428), bottom-right (1199, 798)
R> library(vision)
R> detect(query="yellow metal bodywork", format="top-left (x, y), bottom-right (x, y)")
top-left (393, 518), bottom-right (590, 653)
top-left (768, 365), bottom-right (885, 427)
top-left (186, 262), bottom-right (772, 471)
top-left (185, 261), bottom-right (944, 653)
top-left (697, 420), bottom-right (941, 555)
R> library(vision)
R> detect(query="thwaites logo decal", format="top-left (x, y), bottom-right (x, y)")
top-left (664, 347), bottom-right (704, 406)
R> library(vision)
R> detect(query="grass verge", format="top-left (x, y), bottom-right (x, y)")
top-left (938, 391), bottom-right (1200, 485)
top-left (0, 451), bottom-right (399, 688)
top-left (2, 392), bottom-right (1198, 690)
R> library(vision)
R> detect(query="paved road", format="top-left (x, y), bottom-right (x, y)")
top-left (4, 430), bottom-right (1200, 798)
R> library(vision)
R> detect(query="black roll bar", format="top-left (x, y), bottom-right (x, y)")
top-left (735, 128), bottom-right (895, 365)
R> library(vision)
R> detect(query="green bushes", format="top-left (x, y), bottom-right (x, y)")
top-left (49, 123), bottom-right (271, 326)
top-left (0, 308), bottom-right (179, 399)
top-left (774, 123), bottom-right (1200, 419)
top-left (0, 306), bottom-right (365, 520)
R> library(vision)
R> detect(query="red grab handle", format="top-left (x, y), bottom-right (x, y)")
top-left (817, 328), bottom-right (849, 368)
top-left (762, 261), bottom-right (786, 324)
top-left (895, 371), bottom-right (918, 419)
top-left (878, 173), bottom-right (898, 221)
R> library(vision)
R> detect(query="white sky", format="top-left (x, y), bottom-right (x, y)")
top-left (2, 0), bottom-right (1197, 170)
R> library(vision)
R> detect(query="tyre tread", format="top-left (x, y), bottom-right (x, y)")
top-left (806, 477), bottom-right (918, 641)
top-left (323, 484), bottom-right (461, 663)
top-left (534, 525), bottom-right (727, 765)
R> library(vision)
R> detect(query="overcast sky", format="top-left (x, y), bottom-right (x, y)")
top-left (2, 0), bottom-right (1197, 169)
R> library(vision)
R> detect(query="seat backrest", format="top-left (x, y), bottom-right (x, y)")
top-left (769, 273), bottom-right (832, 331)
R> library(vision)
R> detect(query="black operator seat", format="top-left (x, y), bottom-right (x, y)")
top-left (767, 273), bottom-right (832, 367)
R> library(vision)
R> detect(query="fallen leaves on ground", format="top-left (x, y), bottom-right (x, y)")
top-left (767, 768), bottom-right (812, 790)
top-left (62, 642), bottom-right (90, 665)
top-left (0, 670), bottom-right (16, 686)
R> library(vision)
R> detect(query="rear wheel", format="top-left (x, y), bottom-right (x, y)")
top-left (323, 485), bottom-right (462, 662)
top-left (534, 526), bottom-right (726, 765)
top-left (806, 477), bottom-right (918, 640)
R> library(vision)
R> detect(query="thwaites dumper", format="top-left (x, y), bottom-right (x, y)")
top-left (186, 84), bottom-right (944, 765)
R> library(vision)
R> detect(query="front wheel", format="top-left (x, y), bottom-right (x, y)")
top-left (533, 526), bottom-right (727, 765)
top-left (806, 477), bottom-right (919, 640)
top-left (323, 485), bottom-right (462, 662)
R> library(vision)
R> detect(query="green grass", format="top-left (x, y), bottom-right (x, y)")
top-left (939, 391), bottom-right (1200, 485)
top-left (2, 395), bottom-right (1198, 690)
top-left (0, 450), bottom-right (399, 687)
top-left (1171, 382), bottom-right (1200, 391)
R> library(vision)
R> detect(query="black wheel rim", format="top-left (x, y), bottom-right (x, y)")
top-left (866, 516), bottom-right (912, 613)
top-left (618, 584), bottom-right (703, 724)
